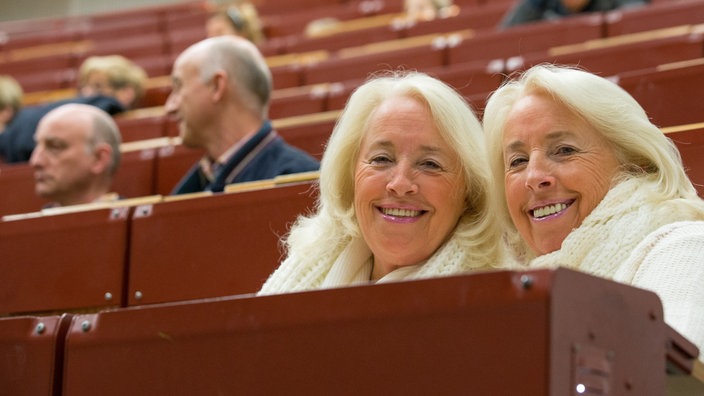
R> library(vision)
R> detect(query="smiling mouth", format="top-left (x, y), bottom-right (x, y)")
top-left (380, 207), bottom-right (425, 218)
top-left (530, 201), bottom-right (572, 219)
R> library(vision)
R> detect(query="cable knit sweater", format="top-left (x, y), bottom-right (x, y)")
top-left (529, 178), bottom-right (704, 360)
top-left (258, 231), bottom-right (493, 295)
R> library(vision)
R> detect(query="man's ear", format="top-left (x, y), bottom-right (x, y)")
top-left (91, 143), bottom-right (113, 175)
top-left (210, 71), bottom-right (228, 102)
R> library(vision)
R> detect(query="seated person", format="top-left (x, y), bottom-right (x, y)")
top-left (392, 0), bottom-right (459, 27)
top-left (166, 35), bottom-right (319, 195)
top-left (483, 64), bottom-right (704, 360)
top-left (0, 75), bottom-right (23, 133)
top-left (0, 55), bottom-right (146, 163)
top-left (205, 1), bottom-right (265, 44)
top-left (500, 0), bottom-right (649, 28)
top-left (76, 55), bottom-right (148, 110)
top-left (30, 103), bottom-right (121, 208)
top-left (404, 0), bottom-right (458, 22)
top-left (259, 71), bottom-right (507, 294)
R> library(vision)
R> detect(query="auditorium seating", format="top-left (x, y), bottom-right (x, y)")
top-left (0, 313), bottom-right (72, 396)
top-left (127, 177), bottom-right (317, 306)
top-left (447, 13), bottom-right (604, 65)
top-left (664, 122), bottom-right (704, 197)
top-left (2, 1), bottom-right (704, 393)
top-left (302, 34), bottom-right (447, 85)
top-left (509, 27), bottom-right (704, 76)
top-left (60, 268), bottom-right (700, 394)
top-left (605, 0), bottom-right (704, 36)
top-left (617, 59), bottom-right (704, 128)
top-left (403, 1), bottom-right (512, 37)
top-left (0, 163), bottom-right (48, 217)
top-left (0, 206), bottom-right (131, 315)
top-left (152, 142), bottom-right (204, 195)
top-left (0, 175), bottom-right (317, 316)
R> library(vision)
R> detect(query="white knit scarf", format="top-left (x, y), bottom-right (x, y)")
top-left (529, 178), bottom-right (691, 278)
top-left (259, 230), bottom-right (489, 295)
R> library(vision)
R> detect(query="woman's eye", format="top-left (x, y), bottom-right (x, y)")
top-left (419, 160), bottom-right (442, 170)
top-left (507, 156), bottom-right (527, 169)
top-left (555, 145), bottom-right (577, 156)
top-left (368, 155), bottom-right (392, 165)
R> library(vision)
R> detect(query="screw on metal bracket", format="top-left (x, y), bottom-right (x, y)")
top-left (520, 274), bottom-right (534, 289)
top-left (81, 320), bottom-right (91, 332)
top-left (35, 322), bottom-right (46, 334)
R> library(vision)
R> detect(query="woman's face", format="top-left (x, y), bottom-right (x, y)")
top-left (502, 93), bottom-right (621, 255)
top-left (354, 95), bottom-right (466, 279)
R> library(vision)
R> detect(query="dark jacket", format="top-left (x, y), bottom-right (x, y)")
top-left (171, 120), bottom-right (320, 195)
top-left (0, 95), bottom-right (125, 163)
top-left (500, 0), bottom-right (649, 28)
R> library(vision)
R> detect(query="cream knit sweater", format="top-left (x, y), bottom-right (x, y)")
top-left (530, 178), bottom-right (704, 360)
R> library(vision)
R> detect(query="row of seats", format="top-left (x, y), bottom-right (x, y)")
top-left (2, 267), bottom-right (699, 395)
top-left (1, 1), bottom-right (704, 394)
top-left (0, 173), bottom-right (318, 316)
top-left (6, 0), bottom-right (704, 95)
top-left (2, 56), bottom-right (703, 218)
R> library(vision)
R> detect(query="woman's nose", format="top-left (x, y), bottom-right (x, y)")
top-left (524, 157), bottom-right (554, 191)
top-left (386, 164), bottom-right (418, 195)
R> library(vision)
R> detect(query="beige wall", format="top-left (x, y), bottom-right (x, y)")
top-left (0, 0), bottom-right (192, 23)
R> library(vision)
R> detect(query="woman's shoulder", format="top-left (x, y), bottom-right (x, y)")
top-left (649, 220), bottom-right (704, 240)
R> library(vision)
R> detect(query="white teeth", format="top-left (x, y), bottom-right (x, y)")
top-left (533, 203), bottom-right (567, 219)
top-left (382, 208), bottom-right (421, 217)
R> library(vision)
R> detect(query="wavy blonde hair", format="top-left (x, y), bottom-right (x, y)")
top-left (284, 70), bottom-right (505, 269)
top-left (483, 64), bottom-right (704, 259)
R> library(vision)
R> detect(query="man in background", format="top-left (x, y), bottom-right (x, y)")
top-left (30, 103), bottom-right (121, 208)
top-left (165, 35), bottom-right (319, 194)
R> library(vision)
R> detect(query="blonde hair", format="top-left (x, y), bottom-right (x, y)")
top-left (285, 70), bottom-right (505, 269)
top-left (77, 55), bottom-right (147, 104)
top-left (483, 64), bottom-right (704, 258)
top-left (0, 75), bottom-right (23, 114)
top-left (210, 2), bottom-right (265, 44)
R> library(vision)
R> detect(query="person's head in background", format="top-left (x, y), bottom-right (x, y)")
top-left (165, 35), bottom-right (271, 157)
top-left (560, 0), bottom-right (592, 12)
top-left (206, 2), bottom-right (264, 44)
top-left (404, 0), bottom-right (457, 22)
top-left (0, 75), bottom-right (24, 132)
top-left (30, 103), bottom-right (121, 207)
top-left (77, 55), bottom-right (148, 110)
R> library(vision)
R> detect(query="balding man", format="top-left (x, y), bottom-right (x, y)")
top-left (29, 103), bottom-right (121, 207)
top-left (165, 35), bottom-right (319, 195)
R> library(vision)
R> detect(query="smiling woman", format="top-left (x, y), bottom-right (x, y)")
top-left (258, 71), bottom-right (507, 294)
top-left (483, 64), bottom-right (704, 362)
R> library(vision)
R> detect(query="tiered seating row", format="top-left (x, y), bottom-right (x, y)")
top-left (7, 0), bottom-right (704, 97)
top-left (2, 267), bottom-right (700, 395)
top-left (0, 174), bottom-right (319, 316)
